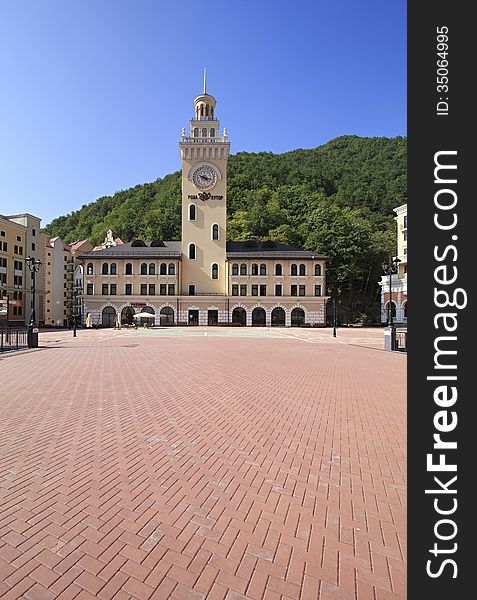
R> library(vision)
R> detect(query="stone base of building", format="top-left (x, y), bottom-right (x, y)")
top-left (82, 296), bottom-right (328, 328)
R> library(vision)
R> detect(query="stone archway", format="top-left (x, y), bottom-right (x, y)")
top-left (252, 307), bottom-right (266, 326)
top-left (232, 307), bottom-right (246, 326)
top-left (271, 307), bottom-right (286, 327)
top-left (101, 306), bottom-right (116, 328)
top-left (121, 306), bottom-right (134, 325)
top-left (139, 306), bottom-right (155, 327)
top-left (291, 307), bottom-right (305, 327)
top-left (160, 306), bottom-right (174, 326)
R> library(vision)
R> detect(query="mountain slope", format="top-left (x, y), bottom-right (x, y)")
top-left (44, 135), bottom-right (407, 320)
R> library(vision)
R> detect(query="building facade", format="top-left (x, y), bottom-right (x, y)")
top-left (78, 82), bottom-right (329, 327)
top-left (43, 237), bottom-right (93, 327)
top-left (380, 203), bottom-right (407, 324)
top-left (0, 213), bottom-right (46, 326)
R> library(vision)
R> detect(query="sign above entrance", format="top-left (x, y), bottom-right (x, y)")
top-left (188, 193), bottom-right (223, 201)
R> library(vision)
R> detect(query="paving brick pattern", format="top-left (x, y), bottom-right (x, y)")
top-left (0, 329), bottom-right (406, 599)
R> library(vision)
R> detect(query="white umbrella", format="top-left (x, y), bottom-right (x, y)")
top-left (134, 312), bottom-right (155, 319)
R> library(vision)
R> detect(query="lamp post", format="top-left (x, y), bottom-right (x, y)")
top-left (25, 256), bottom-right (42, 348)
top-left (381, 257), bottom-right (401, 351)
top-left (72, 282), bottom-right (79, 337)
top-left (25, 256), bottom-right (42, 326)
top-left (381, 257), bottom-right (401, 327)
top-left (66, 281), bottom-right (79, 337)
top-left (327, 287), bottom-right (341, 337)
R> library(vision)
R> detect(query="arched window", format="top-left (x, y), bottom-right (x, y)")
top-left (86, 263), bottom-right (93, 275)
top-left (299, 264), bottom-right (306, 276)
top-left (275, 264), bottom-right (283, 276)
top-left (251, 263), bottom-right (258, 276)
top-left (385, 301), bottom-right (397, 319)
top-left (232, 263), bottom-right (239, 276)
top-left (212, 224), bottom-right (219, 240)
top-left (168, 263), bottom-right (175, 275)
top-left (315, 264), bottom-right (321, 276)
top-left (141, 263), bottom-right (147, 275)
top-left (260, 263), bottom-right (267, 276)
top-left (240, 264), bottom-right (247, 275)
top-left (102, 263), bottom-right (108, 275)
top-left (189, 243), bottom-right (196, 260)
top-left (125, 263), bottom-right (132, 275)
top-left (160, 263), bottom-right (167, 275)
top-left (193, 127), bottom-right (199, 137)
top-left (149, 263), bottom-right (155, 275)
top-left (212, 263), bottom-right (219, 279)
top-left (403, 301), bottom-right (408, 318)
top-left (189, 204), bottom-right (196, 221)
top-left (110, 263), bottom-right (117, 275)
top-left (210, 127), bottom-right (215, 137)
top-left (291, 264), bottom-right (298, 276)
top-left (202, 128), bottom-right (207, 138)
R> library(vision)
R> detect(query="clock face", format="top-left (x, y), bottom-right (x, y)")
top-left (192, 164), bottom-right (217, 190)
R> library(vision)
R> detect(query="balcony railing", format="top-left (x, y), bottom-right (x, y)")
top-left (180, 136), bottom-right (228, 143)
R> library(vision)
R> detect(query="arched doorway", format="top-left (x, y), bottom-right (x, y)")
top-left (232, 307), bottom-right (246, 326)
top-left (291, 307), bottom-right (305, 327)
top-left (121, 306), bottom-right (134, 326)
top-left (160, 306), bottom-right (174, 326)
top-left (252, 307), bottom-right (266, 326)
top-left (102, 306), bottom-right (116, 328)
top-left (271, 307), bottom-right (286, 327)
top-left (139, 306), bottom-right (155, 327)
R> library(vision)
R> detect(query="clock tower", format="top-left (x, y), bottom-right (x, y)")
top-left (179, 70), bottom-right (230, 295)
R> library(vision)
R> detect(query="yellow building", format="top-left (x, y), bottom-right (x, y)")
top-left (78, 79), bottom-right (329, 327)
top-left (0, 213), bottom-right (45, 326)
top-left (380, 203), bottom-right (407, 324)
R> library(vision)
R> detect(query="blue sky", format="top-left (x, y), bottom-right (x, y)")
top-left (0, 0), bottom-right (406, 226)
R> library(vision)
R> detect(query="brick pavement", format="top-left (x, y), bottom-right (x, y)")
top-left (0, 329), bottom-right (406, 599)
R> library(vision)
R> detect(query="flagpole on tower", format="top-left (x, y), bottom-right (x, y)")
top-left (203, 66), bottom-right (207, 94)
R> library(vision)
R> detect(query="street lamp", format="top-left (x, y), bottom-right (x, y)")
top-left (25, 256), bottom-right (42, 326)
top-left (327, 286), bottom-right (342, 337)
top-left (381, 257), bottom-right (401, 327)
top-left (66, 280), bottom-right (79, 337)
top-left (25, 256), bottom-right (42, 348)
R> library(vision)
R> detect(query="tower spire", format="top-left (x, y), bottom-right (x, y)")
top-left (203, 66), bottom-right (207, 94)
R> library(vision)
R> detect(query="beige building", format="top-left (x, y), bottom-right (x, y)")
top-left (0, 213), bottom-right (46, 326)
top-left (380, 203), bottom-right (407, 324)
top-left (44, 237), bottom-right (93, 327)
top-left (78, 80), bottom-right (329, 327)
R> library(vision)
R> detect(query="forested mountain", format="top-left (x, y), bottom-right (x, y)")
top-left (44, 135), bottom-right (407, 321)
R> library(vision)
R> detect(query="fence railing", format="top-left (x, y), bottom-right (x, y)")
top-left (395, 330), bottom-right (407, 352)
top-left (0, 328), bottom-right (29, 353)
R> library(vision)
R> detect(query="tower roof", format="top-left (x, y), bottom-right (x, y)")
top-left (193, 67), bottom-right (216, 116)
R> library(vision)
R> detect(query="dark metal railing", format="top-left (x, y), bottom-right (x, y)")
top-left (395, 330), bottom-right (407, 352)
top-left (0, 328), bottom-right (29, 353)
